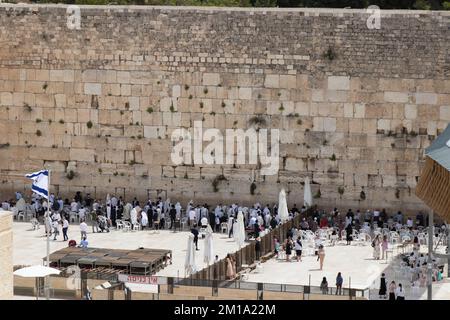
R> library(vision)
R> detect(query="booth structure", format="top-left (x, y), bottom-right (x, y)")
top-left (415, 124), bottom-right (450, 294)
top-left (416, 124), bottom-right (450, 220)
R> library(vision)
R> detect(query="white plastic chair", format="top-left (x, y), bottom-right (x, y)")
top-left (180, 217), bottom-right (188, 230)
top-left (133, 223), bottom-right (141, 231)
top-left (69, 212), bottom-right (78, 224)
top-left (123, 221), bottom-right (132, 232)
top-left (220, 222), bottom-right (228, 234)
top-left (17, 210), bottom-right (25, 221)
top-left (116, 219), bottom-right (124, 230)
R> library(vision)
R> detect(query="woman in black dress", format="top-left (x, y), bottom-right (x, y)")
top-left (285, 237), bottom-right (293, 262)
top-left (379, 273), bottom-right (387, 299)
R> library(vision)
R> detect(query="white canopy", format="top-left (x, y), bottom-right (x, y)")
top-left (234, 211), bottom-right (246, 248)
top-left (14, 265), bottom-right (61, 278)
top-left (278, 189), bottom-right (289, 223)
top-left (203, 225), bottom-right (214, 265)
top-left (184, 233), bottom-right (197, 276)
top-left (304, 177), bottom-right (313, 208)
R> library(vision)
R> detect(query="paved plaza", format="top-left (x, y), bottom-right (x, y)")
top-left (12, 221), bottom-right (450, 299)
top-left (12, 221), bottom-right (241, 278)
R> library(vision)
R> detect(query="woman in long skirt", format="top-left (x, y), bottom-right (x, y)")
top-left (379, 273), bottom-right (387, 299)
top-left (388, 281), bottom-right (396, 300)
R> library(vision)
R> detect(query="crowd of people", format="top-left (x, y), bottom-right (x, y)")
top-left (3, 190), bottom-right (448, 299)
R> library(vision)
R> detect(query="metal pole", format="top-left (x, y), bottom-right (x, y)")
top-left (45, 169), bottom-right (51, 300)
top-left (427, 210), bottom-right (433, 301)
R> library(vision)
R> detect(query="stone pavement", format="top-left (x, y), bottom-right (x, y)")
top-left (12, 221), bottom-right (241, 278)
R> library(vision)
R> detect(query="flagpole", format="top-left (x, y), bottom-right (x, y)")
top-left (45, 169), bottom-right (51, 300)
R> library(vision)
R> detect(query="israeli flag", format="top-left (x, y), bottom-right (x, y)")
top-left (25, 170), bottom-right (49, 199)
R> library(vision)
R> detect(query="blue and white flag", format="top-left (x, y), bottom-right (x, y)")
top-left (25, 170), bottom-right (49, 199)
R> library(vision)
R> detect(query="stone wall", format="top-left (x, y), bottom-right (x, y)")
top-left (0, 5), bottom-right (449, 212)
top-left (0, 211), bottom-right (13, 299)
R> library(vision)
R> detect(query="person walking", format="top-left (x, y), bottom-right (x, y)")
top-left (317, 245), bottom-right (325, 270)
top-left (169, 205), bottom-right (177, 229)
top-left (320, 277), bottom-right (328, 294)
top-left (226, 254), bottom-right (236, 280)
top-left (255, 237), bottom-right (261, 261)
top-left (285, 237), bottom-right (293, 262)
top-left (62, 216), bottom-right (69, 241)
top-left (381, 235), bottom-right (389, 260)
top-left (335, 272), bottom-right (343, 295)
top-left (388, 281), bottom-right (396, 300)
top-left (295, 237), bottom-right (302, 262)
top-left (80, 220), bottom-right (88, 241)
top-left (191, 226), bottom-right (199, 251)
top-left (372, 234), bottom-right (381, 260)
top-left (395, 283), bottom-right (405, 300)
top-left (379, 273), bottom-right (387, 299)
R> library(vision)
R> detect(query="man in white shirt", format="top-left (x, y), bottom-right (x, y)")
top-left (407, 218), bottom-right (413, 228)
top-left (80, 220), bottom-right (88, 240)
top-left (78, 207), bottom-right (86, 221)
top-left (1, 201), bottom-right (10, 211)
top-left (70, 200), bottom-right (78, 213)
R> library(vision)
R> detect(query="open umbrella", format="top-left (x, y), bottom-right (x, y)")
top-left (278, 189), bottom-right (289, 223)
top-left (203, 225), bottom-right (214, 265)
top-left (234, 211), bottom-right (246, 248)
top-left (184, 233), bottom-right (197, 277)
top-left (14, 265), bottom-right (61, 300)
top-left (304, 177), bottom-right (313, 208)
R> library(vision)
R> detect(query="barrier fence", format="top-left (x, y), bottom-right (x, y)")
top-left (189, 209), bottom-right (311, 281)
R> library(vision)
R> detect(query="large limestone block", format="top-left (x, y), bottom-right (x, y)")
top-left (84, 83), bottom-right (102, 95)
top-left (70, 148), bottom-right (95, 162)
top-left (327, 76), bottom-right (350, 91)
top-left (264, 75), bottom-right (279, 88)
top-left (384, 92), bottom-right (409, 103)
top-left (202, 73), bottom-right (220, 86)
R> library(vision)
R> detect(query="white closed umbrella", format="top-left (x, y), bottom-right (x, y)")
top-left (234, 211), bottom-right (246, 248)
top-left (304, 177), bottom-right (313, 208)
top-left (14, 265), bottom-right (61, 300)
top-left (184, 233), bottom-right (197, 277)
top-left (278, 189), bottom-right (289, 223)
top-left (203, 225), bottom-right (214, 265)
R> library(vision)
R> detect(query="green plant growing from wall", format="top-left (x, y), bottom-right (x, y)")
top-left (66, 170), bottom-right (75, 180)
top-left (36, 118), bottom-right (42, 123)
top-left (87, 121), bottom-right (93, 129)
top-left (360, 190), bottom-right (366, 200)
top-left (323, 47), bottom-right (336, 61)
top-left (203, 87), bottom-right (208, 94)
top-left (36, 130), bottom-right (42, 136)
top-left (0, 143), bottom-right (10, 149)
top-left (212, 174), bottom-right (227, 192)
top-left (199, 102), bottom-right (204, 109)
top-left (42, 83), bottom-right (48, 90)
top-left (314, 188), bottom-right (321, 199)
top-left (24, 103), bottom-right (32, 112)
top-left (184, 84), bottom-right (189, 90)
top-left (279, 103), bottom-right (284, 112)
top-left (250, 182), bottom-right (257, 195)
top-left (330, 154), bottom-right (336, 161)
top-left (338, 186), bottom-right (344, 195)
top-left (147, 107), bottom-right (153, 113)
top-left (248, 115), bottom-right (267, 127)
top-left (59, 119), bottom-right (65, 124)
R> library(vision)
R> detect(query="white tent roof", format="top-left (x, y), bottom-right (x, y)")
top-left (13, 265), bottom-right (61, 278)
